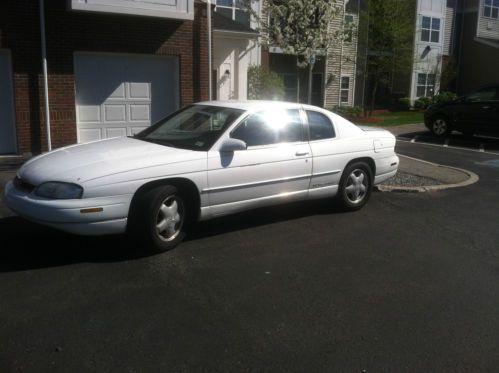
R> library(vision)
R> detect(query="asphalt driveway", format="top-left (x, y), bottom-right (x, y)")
top-left (1, 142), bottom-right (499, 372)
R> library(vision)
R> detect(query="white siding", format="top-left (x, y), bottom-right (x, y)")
top-left (71, 0), bottom-right (194, 20)
top-left (410, 0), bottom-right (447, 102)
top-left (324, 7), bottom-right (358, 108)
top-left (443, 0), bottom-right (457, 55)
top-left (477, 0), bottom-right (499, 40)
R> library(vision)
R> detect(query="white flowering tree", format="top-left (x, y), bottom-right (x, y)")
top-left (244, 0), bottom-right (344, 104)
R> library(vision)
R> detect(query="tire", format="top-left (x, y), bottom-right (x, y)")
top-left (430, 115), bottom-right (451, 137)
top-left (337, 161), bottom-right (373, 211)
top-left (128, 185), bottom-right (187, 252)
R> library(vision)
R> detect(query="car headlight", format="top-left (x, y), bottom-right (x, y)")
top-left (35, 182), bottom-right (84, 199)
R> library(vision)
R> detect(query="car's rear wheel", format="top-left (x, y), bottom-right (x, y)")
top-left (430, 115), bottom-right (451, 137)
top-left (337, 162), bottom-right (373, 211)
top-left (129, 185), bottom-right (187, 252)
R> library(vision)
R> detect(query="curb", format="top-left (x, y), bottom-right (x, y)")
top-left (375, 155), bottom-right (479, 193)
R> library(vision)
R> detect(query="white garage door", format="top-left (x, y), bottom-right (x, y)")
top-left (74, 52), bottom-right (179, 143)
top-left (0, 50), bottom-right (17, 154)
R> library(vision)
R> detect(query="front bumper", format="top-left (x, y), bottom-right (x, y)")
top-left (4, 180), bottom-right (132, 236)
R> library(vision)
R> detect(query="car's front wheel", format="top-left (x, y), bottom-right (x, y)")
top-left (430, 115), bottom-right (451, 137)
top-left (129, 185), bottom-right (187, 252)
top-left (337, 162), bottom-right (373, 211)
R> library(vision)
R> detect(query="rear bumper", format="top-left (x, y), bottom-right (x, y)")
top-left (4, 180), bottom-right (132, 236)
top-left (374, 154), bottom-right (399, 184)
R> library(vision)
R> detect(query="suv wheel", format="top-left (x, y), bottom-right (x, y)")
top-left (431, 115), bottom-right (451, 137)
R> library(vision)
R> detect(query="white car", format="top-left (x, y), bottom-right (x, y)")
top-left (5, 101), bottom-right (398, 251)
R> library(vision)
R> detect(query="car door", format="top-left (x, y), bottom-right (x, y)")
top-left (206, 108), bottom-right (312, 217)
top-left (455, 87), bottom-right (499, 134)
top-left (305, 110), bottom-right (344, 197)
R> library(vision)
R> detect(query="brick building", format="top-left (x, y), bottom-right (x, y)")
top-left (0, 0), bottom-right (210, 157)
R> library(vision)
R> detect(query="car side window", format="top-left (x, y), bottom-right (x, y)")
top-left (306, 111), bottom-right (336, 141)
top-left (231, 109), bottom-right (304, 147)
top-left (467, 88), bottom-right (498, 102)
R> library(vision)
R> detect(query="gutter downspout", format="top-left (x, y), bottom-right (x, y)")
top-left (207, 0), bottom-right (213, 101)
top-left (338, 1), bottom-right (346, 106)
top-left (39, 0), bottom-right (52, 151)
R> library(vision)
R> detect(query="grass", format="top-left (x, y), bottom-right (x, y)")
top-left (352, 110), bottom-right (424, 127)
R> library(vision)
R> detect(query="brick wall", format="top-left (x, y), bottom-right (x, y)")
top-left (0, 0), bottom-right (209, 155)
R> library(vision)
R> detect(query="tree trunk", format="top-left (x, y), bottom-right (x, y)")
top-left (296, 56), bottom-right (300, 103)
top-left (369, 79), bottom-right (378, 117)
top-left (308, 62), bottom-right (314, 105)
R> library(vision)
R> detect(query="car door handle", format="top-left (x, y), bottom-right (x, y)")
top-left (295, 151), bottom-right (310, 156)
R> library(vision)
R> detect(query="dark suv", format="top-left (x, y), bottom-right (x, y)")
top-left (424, 85), bottom-right (499, 137)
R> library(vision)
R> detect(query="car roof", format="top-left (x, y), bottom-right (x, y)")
top-left (194, 100), bottom-right (324, 112)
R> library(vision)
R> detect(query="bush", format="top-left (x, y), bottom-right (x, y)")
top-left (398, 97), bottom-right (411, 110)
top-left (247, 66), bottom-right (285, 100)
top-left (329, 105), bottom-right (363, 118)
top-left (433, 91), bottom-right (458, 104)
top-left (414, 96), bottom-right (433, 110)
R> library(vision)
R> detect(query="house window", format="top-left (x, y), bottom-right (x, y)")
top-left (216, 0), bottom-right (251, 27)
top-left (344, 14), bottom-right (354, 42)
top-left (340, 77), bottom-right (350, 104)
top-left (484, 0), bottom-right (499, 19)
top-left (421, 16), bottom-right (440, 43)
top-left (416, 73), bottom-right (435, 97)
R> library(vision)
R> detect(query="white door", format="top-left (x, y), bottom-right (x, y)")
top-left (207, 108), bottom-right (312, 217)
top-left (74, 52), bottom-right (179, 143)
top-left (0, 51), bottom-right (17, 154)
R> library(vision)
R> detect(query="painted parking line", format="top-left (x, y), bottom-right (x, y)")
top-left (444, 138), bottom-right (449, 147)
top-left (397, 138), bottom-right (499, 156)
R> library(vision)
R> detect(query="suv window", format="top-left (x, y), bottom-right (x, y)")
top-left (467, 87), bottom-right (499, 102)
top-left (231, 109), bottom-right (304, 146)
top-left (307, 111), bottom-right (336, 140)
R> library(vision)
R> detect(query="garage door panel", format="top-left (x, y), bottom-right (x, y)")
top-left (128, 82), bottom-right (150, 99)
top-left (109, 84), bottom-right (126, 100)
top-left (78, 106), bottom-right (101, 123)
top-left (104, 105), bottom-right (126, 122)
top-left (75, 52), bottom-right (179, 143)
top-left (79, 128), bottom-right (102, 143)
top-left (129, 104), bottom-right (150, 122)
top-left (106, 127), bottom-right (128, 139)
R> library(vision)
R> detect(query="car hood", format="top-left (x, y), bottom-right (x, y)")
top-left (19, 137), bottom-right (205, 186)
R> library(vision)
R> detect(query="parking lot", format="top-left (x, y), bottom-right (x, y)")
top-left (1, 140), bottom-right (499, 372)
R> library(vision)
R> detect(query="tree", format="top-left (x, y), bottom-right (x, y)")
top-left (247, 65), bottom-right (285, 100)
top-left (244, 0), bottom-right (344, 104)
top-left (362, 0), bottom-right (415, 114)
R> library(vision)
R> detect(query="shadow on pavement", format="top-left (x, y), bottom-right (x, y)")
top-left (0, 199), bottom-right (341, 273)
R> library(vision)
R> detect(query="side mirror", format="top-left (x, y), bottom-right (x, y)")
top-left (219, 138), bottom-right (247, 152)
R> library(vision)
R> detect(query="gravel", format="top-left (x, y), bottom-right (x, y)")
top-left (380, 171), bottom-right (444, 187)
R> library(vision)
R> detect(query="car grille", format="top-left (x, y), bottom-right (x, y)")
top-left (13, 176), bottom-right (35, 193)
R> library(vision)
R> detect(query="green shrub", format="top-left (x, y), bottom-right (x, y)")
top-left (433, 91), bottom-right (458, 104)
top-left (398, 97), bottom-right (411, 110)
top-left (329, 105), bottom-right (363, 118)
top-left (247, 66), bottom-right (285, 100)
top-left (414, 96), bottom-right (433, 109)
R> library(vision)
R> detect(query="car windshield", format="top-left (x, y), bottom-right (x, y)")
top-left (134, 105), bottom-right (245, 151)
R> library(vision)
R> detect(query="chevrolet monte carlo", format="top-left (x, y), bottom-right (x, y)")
top-left (5, 101), bottom-right (399, 251)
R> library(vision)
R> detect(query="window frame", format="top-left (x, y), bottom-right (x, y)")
top-left (420, 16), bottom-right (441, 43)
top-left (416, 73), bottom-right (436, 98)
top-left (215, 0), bottom-right (251, 27)
top-left (340, 76), bottom-right (350, 104)
top-left (484, 0), bottom-right (499, 19)
top-left (305, 110), bottom-right (337, 142)
top-left (229, 108), bottom-right (307, 148)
